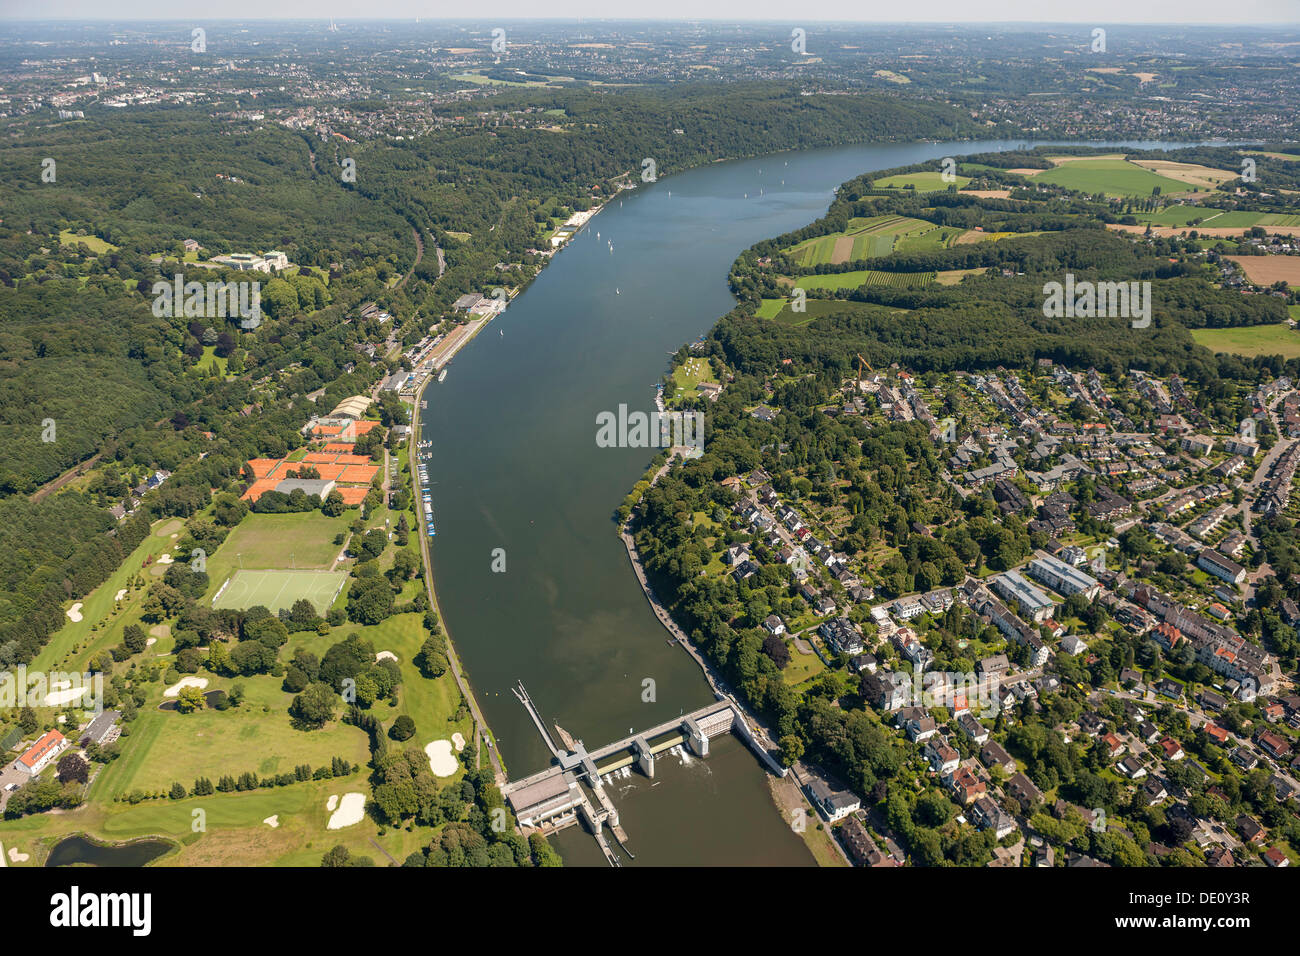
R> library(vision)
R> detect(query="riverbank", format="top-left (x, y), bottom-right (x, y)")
top-left (619, 461), bottom-right (853, 865)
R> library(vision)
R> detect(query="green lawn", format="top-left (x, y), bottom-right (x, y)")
top-left (1192, 324), bottom-right (1300, 359)
top-left (91, 672), bottom-right (372, 798)
top-left (1029, 159), bottom-right (1189, 198)
top-left (872, 171), bottom-right (971, 192)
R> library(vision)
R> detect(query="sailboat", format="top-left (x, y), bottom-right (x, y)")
top-left (616, 288), bottom-right (621, 295)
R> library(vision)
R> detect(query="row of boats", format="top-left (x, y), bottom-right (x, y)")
top-left (417, 452), bottom-right (435, 537)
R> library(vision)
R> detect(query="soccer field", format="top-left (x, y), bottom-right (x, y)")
top-left (212, 569), bottom-right (349, 615)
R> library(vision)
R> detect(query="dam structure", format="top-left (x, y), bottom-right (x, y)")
top-left (502, 682), bottom-right (785, 866)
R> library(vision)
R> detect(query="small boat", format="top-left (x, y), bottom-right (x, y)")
top-left (616, 288), bottom-right (620, 295)
top-left (438, 369), bottom-right (447, 382)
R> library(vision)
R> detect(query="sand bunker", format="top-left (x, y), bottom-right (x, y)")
top-left (43, 682), bottom-right (91, 707)
top-left (156, 553), bottom-right (174, 565)
top-left (452, 732), bottom-right (466, 752)
top-left (115, 589), bottom-right (127, 602)
top-left (327, 794), bottom-right (339, 811)
top-left (7, 846), bottom-right (29, 863)
top-left (326, 792), bottom-right (365, 829)
top-left (65, 603), bottom-right (83, 622)
top-left (264, 815), bottom-right (279, 828)
top-left (375, 651), bottom-right (397, 663)
top-left (163, 676), bottom-right (208, 698)
top-left (425, 740), bottom-right (459, 777)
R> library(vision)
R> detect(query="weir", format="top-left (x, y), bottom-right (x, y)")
top-left (503, 682), bottom-right (782, 865)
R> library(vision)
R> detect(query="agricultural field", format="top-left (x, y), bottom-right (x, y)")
top-left (1130, 160), bottom-right (1239, 191)
top-left (871, 171), bottom-right (970, 192)
top-left (1226, 255), bottom-right (1300, 286)
top-left (787, 269), bottom-right (929, 291)
top-left (1026, 158), bottom-right (1191, 198)
top-left (1191, 323), bottom-right (1300, 359)
top-left (784, 216), bottom-right (942, 267)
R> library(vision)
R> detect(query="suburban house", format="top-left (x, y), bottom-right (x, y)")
top-left (806, 779), bottom-right (861, 823)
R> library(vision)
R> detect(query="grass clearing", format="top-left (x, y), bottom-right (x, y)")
top-left (59, 229), bottom-right (118, 254)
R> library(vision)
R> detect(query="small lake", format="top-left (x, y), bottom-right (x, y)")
top-left (45, 834), bottom-right (174, 867)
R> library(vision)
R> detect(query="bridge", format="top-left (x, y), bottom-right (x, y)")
top-left (503, 682), bottom-right (785, 866)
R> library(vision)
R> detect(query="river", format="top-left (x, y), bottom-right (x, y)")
top-left (417, 137), bottom-right (1203, 865)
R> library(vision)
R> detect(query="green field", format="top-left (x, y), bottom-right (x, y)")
top-left (872, 171), bottom-right (971, 192)
top-left (202, 511), bottom-right (352, 594)
top-left (1029, 159), bottom-right (1190, 198)
top-left (1191, 324), bottom-right (1300, 359)
top-left (213, 568), bottom-right (348, 614)
top-left (785, 215), bottom-right (939, 267)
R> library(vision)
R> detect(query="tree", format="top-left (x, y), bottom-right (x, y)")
top-left (56, 752), bottom-right (89, 785)
top-left (18, 706), bottom-right (38, 735)
top-left (778, 733), bottom-right (804, 767)
top-left (176, 684), bottom-right (207, 713)
top-left (390, 714), bottom-right (416, 741)
top-left (322, 489), bottom-right (346, 517)
top-left (291, 681), bottom-right (339, 728)
top-left (347, 575), bottom-right (395, 625)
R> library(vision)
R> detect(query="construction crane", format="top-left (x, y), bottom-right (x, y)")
top-left (856, 353), bottom-right (875, 383)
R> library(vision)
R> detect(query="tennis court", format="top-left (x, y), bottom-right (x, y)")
top-left (212, 569), bottom-right (348, 615)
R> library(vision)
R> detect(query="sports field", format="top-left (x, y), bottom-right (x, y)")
top-left (785, 216), bottom-right (942, 266)
top-left (1191, 324), bottom-right (1300, 359)
top-left (213, 568), bottom-right (348, 614)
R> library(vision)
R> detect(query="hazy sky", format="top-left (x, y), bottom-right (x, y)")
top-left (3, 1), bottom-right (1297, 25)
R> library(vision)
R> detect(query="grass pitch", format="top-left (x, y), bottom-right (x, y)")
top-left (213, 568), bottom-right (348, 615)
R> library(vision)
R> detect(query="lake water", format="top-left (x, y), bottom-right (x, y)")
top-left (418, 137), bottom-right (1200, 865)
